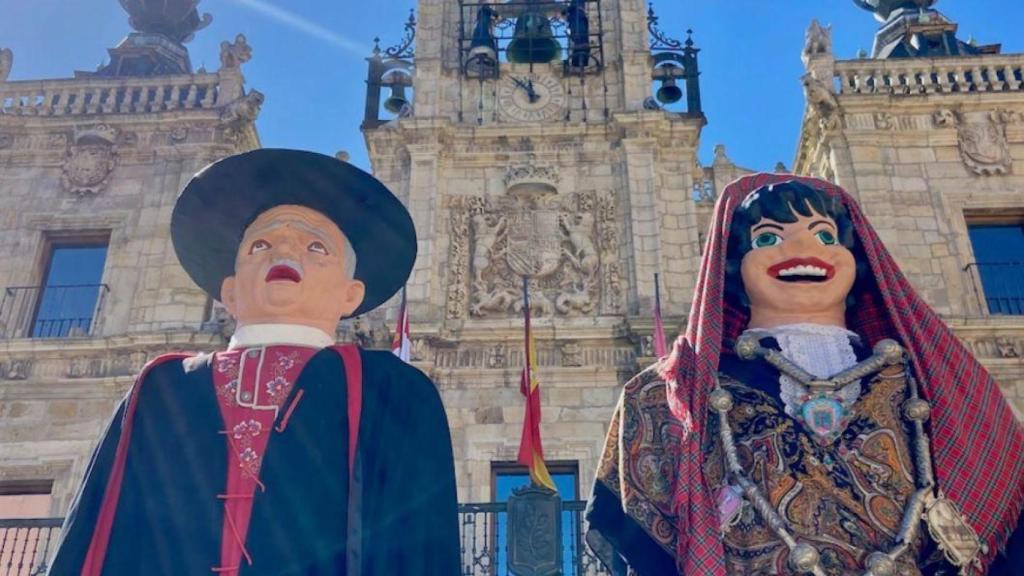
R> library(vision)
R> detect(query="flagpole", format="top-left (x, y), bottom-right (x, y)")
top-left (654, 273), bottom-right (667, 357)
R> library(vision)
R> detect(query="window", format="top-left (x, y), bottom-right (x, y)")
top-left (967, 222), bottom-right (1024, 315)
top-left (492, 461), bottom-right (584, 575)
top-left (32, 237), bottom-right (109, 337)
top-left (0, 481), bottom-right (56, 576)
top-left (0, 481), bottom-right (52, 520)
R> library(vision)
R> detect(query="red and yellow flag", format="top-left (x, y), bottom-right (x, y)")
top-left (517, 278), bottom-right (556, 491)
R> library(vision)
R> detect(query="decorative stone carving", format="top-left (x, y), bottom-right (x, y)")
top-left (0, 48), bottom-right (12, 82)
top-left (409, 338), bottom-right (429, 362)
top-left (933, 108), bottom-right (958, 127)
top-left (802, 74), bottom-right (841, 132)
top-left (66, 357), bottom-right (90, 378)
top-left (447, 174), bottom-right (621, 319)
top-left (560, 342), bottom-right (583, 367)
top-left (220, 34), bottom-right (252, 69)
top-left (996, 338), bottom-right (1020, 359)
top-left (994, 109), bottom-right (1024, 126)
top-left (3, 359), bottom-right (30, 380)
top-left (0, 133), bottom-right (13, 149)
top-left (957, 112), bottom-right (1011, 176)
top-left (169, 126), bottom-right (189, 143)
top-left (874, 112), bottom-right (895, 130)
top-left (48, 132), bottom-right (68, 148)
top-left (62, 125), bottom-right (118, 197)
top-left (486, 344), bottom-right (508, 369)
top-left (220, 90), bottom-right (264, 144)
top-left (118, 131), bottom-right (139, 147)
top-left (802, 20), bottom-right (832, 61)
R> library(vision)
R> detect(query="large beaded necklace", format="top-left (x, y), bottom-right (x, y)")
top-left (709, 336), bottom-right (983, 575)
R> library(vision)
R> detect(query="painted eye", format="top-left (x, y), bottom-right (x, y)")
top-left (308, 241), bottom-right (329, 255)
top-left (753, 232), bottom-right (782, 249)
top-left (815, 230), bottom-right (837, 246)
top-left (249, 239), bottom-right (271, 254)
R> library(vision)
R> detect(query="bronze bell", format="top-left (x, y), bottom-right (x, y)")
top-left (466, 5), bottom-right (498, 75)
top-left (656, 78), bottom-right (683, 104)
top-left (507, 8), bottom-right (561, 64)
top-left (380, 69), bottom-right (412, 115)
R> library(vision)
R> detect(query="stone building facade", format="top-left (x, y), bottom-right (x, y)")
top-left (0, 3), bottom-right (262, 519)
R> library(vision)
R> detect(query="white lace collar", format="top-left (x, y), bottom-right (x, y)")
top-left (228, 323), bottom-right (335, 350)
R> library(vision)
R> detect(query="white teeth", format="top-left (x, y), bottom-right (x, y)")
top-left (778, 265), bottom-right (828, 277)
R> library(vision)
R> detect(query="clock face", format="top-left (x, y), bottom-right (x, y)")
top-left (498, 73), bottom-right (567, 123)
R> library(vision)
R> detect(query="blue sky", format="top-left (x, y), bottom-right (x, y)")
top-left (2, 1), bottom-right (1021, 171)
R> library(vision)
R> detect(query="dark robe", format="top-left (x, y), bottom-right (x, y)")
top-left (50, 347), bottom-right (461, 575)
top-left (586, 340), bottom-right (1024, 575)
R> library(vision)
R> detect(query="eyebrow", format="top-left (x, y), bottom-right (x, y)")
top-left (244, 219), bottom-right (336, 249)
top-left (807, 219), bottom-right (836, 230)
top-left (751, 222), bottom-right (785, 233)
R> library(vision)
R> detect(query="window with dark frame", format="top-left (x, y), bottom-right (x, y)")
top-left (491, 460), bottom-right (583, 576)
top-left (31, 235), bottom-right (109, 338)
top-left (0, 479), bottom-right (53, 519)
top-left (966, 218), bottom-right (1024, 315)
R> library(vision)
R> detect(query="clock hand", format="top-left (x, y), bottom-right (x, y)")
top-left (525, 78), bottom-right (540, 103)
top-left (511, 76), bottom-right (530, 92)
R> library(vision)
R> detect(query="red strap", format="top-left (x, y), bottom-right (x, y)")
top-left (333, 345), bottom-right (363, 477)
top-left (82, 353), bottom-right (192, 576)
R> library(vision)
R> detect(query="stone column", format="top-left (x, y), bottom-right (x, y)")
top-left (406, 141), bottom-right (444, 321)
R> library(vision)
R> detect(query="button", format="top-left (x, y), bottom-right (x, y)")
top-left (241, 391), bottom-right (253, 402)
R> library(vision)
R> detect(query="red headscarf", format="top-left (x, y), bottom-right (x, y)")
top-left (660, 173), bottom-right (1024, 574)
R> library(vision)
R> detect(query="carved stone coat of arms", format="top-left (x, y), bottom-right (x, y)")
top-left (446, 179), bottom-right (622, 319)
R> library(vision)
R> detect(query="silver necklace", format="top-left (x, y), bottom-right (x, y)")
top-left (710, 336), bottom-right (983, 575)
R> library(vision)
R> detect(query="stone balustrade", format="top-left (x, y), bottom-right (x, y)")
top-left (0, 73), bottom-right (224, 116)
top-left (834, 54), bottom-right (1024, 96)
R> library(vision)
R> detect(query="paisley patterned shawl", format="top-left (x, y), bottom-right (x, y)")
top-left (594, 173), bottom-right (1024, 575)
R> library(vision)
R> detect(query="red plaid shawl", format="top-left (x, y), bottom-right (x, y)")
top-left (659, 173), bottom-right (1024, 574)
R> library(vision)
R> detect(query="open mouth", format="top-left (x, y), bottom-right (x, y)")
top-left (265, 263), bottom-right (302, 283)
top-left (767, 257), bottom-right (835, 284)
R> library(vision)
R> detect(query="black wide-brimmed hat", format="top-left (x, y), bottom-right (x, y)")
top-left (171, 148), bottom-right (416, 317)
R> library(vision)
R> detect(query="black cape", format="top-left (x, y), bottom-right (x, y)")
top-left (51, 347), bottom-right (461, 575)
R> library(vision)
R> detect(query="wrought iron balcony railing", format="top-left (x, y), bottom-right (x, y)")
top-left (964, 262), bottom-right (1024, 316)
top-left (460, 500), bottom-right (609, 576)
top-left (0, 284), bottom-right (109, 340)
top-left (0, 502), bottom-right (611, 576)
top-left (0, 518), bottom-right (61, 576)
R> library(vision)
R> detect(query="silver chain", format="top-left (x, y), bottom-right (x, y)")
top-left (710, 338), bottom-right (935, 576)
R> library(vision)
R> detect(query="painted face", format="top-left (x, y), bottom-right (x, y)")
top-left (740, 210), bottom-right (856, 324)
top-left (220, 205), bottom-right (365, 333)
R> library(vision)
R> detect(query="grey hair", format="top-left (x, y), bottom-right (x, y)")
top-left (340, 231), bottom-right (358, 281)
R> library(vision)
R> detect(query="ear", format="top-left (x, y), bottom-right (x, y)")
top-left (220, 276), bottom-right (238, 316)
top-left (338, 280), bottom-right (367, 318)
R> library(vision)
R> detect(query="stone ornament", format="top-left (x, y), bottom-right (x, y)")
top-left (220, 34), bottom-right (252, 69)
top-left (62, 125), bottom-right (119, 197)
top-left (219, 90), bottom-right (264, 144)
top-left (932, 108), bottom-right (958, 127)
top-left (802, 20), bottom-right (832, 60)
top-left (0, 133), bottom-right (13, 149)
top-left (957, 111), bottom-right (1011, 176)
top-left (802, 74), bottom-right (842, 132)
top-left (0, 48), bottom-right (12, 82)
top-left (446, 169), bottom-right (622, 319)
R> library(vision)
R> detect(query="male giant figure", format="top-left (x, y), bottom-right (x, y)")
top-left (51, 149), bottom-right (460, 575)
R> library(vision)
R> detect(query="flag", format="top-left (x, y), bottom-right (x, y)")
top-left (653, 273), bottom-right (667, 357)
top-left (391, 286), bottom-right (411, 362)
top-left (517, 278), bottom-right (556, 491)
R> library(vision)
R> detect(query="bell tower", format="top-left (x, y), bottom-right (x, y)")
top-left (362, 0), bottom-right (705, 502)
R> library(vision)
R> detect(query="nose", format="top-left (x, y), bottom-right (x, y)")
top-left (783, 229), bottom-right (820, 254)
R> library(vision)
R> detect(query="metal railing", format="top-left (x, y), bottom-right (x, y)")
top-left (1, 505), bottom-right (609, 576)
top-left (459, 500), bottom-right (609, 576)
top-left (964, 262), bottom-right (1024, 316)
top-left (0, 285), bottom-right (108, 339)
top-left (0, 519), bottom-right (61, 576)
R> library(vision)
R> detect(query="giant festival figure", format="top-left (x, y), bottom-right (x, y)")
top-left (587, 174), bottom-right (1024, 575)
top-left (50, 149), bottom-right (461, 575)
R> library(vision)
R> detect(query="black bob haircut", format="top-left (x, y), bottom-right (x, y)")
top-left (724, 180), bottom-right (869, 308)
